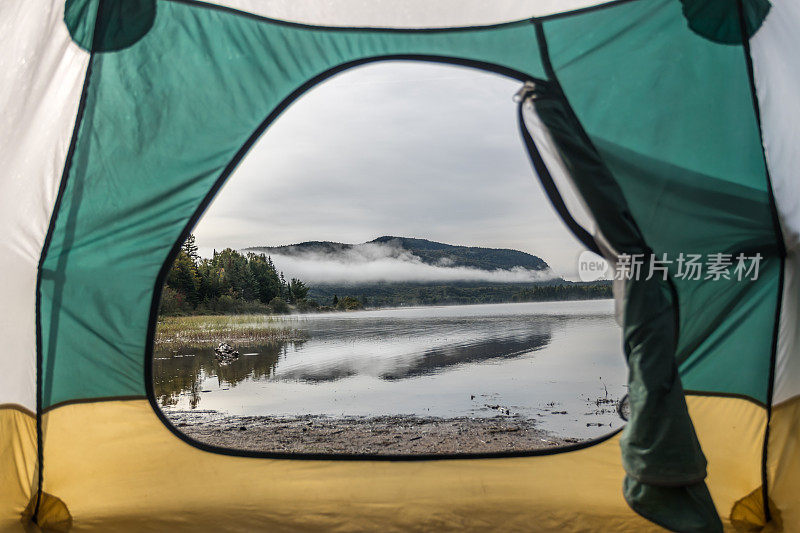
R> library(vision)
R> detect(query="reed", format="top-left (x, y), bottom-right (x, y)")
top-left (155, 314), bottom-right (306, 351)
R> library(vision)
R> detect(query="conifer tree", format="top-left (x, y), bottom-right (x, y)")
top-left (182, 234), bottom-right (199, 262)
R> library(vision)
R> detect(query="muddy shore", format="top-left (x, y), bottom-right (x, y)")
top-left (166, 410), bottom-right (583, 454)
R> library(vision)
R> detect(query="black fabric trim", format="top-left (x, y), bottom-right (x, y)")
top-left (0, 404), bottom-right (37, 418)
top-left (516, 102), bottom-right (601, 255)
top-left (666, 276), bottom-right (682, 358)
top-left (172, 0), bottom-right (648, 33)
top-left (167, 0), bottom-right (535, 33)
top-left (32, 18), bottom-right (101, 524)
top-left (41, 395), bottom-right (147, 413)
top-left (140, 54), bottom-right (627, 461)
top-left (736, 0), bottom-right (786, 523)
top-left (617, 393), bottom-right (629, 421)
top-left (148, 407), bottom-right (624, 461)
top-left (167, 0), bottom-right (643, 33)
top-left (684, 390), bottom-right (767, 409)
top-left (533, 21), bottom-right (622, 171)
top-left (534, 21), bottom-right (556, 78)
top-left (537, 0), bottom-right (643, 22)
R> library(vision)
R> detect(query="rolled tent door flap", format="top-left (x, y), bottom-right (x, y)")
top-left (519, 87), bottom-right (719, 532)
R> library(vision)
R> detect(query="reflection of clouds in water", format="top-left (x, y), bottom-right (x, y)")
top-left (153, 310), bottom-right (615, 397)
top-left (380, 332), bottom-right (552, 380)
top-left (268, 313), bottom-right (570, 383)
top-left (153, 300), bottom-right (618, 407)
top-left (154, 301), bottom-right (625, 438)
top-left (275, 328), bottom-right (552, 383)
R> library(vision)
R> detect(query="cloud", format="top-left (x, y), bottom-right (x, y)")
top-left (261, 241), bottom-right (557, 284)
top-left (194, 61), bottom-right (588, 279)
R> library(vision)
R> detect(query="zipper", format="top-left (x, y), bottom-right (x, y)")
top-left (512, 81), bottom-right (538, 103)
top-left (513, 80), bottom-right (556, 105)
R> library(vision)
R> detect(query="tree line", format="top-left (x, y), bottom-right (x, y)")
top-left (160, 236), bottom-right (611, 316)
top-left (308, 281), bottom-right (611, 308)
top-left (160, 235), bottom-right (312, 316)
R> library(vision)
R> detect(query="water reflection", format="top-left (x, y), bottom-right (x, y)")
top-left (153, 345), bottom-right (286, 408)
top-left (153, 300), bottom-right (626, 438)
top-left (154, 324), bottom-right (552, 398)
top-left (379, 330), bottom-right (551, 381)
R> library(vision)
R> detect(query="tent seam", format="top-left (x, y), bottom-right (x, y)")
top-left (163, 0), bottom-right (643, 33)
top-left (32, 5), bottom-right (103, 523)
top-left (736, 0), bottom-right (787, 523)
top-left (166, 0), bottom-right (536, 33)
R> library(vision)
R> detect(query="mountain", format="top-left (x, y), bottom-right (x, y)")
top-left (247, 236), bottom-right (551, 273)
top-left (244, 236), bottom-right (611, 308)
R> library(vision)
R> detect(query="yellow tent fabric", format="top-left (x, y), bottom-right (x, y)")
top-left (1, 396), bottom-right (772, 531)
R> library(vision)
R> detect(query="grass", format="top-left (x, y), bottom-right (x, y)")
top-left (155, 314), bottom-right (306, 351)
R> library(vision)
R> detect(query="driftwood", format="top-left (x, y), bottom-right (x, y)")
top-left (214, 342), bottom-right (239, 365)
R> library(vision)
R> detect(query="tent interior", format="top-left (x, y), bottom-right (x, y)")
top-left (1, 0), bottom-right (799, 531)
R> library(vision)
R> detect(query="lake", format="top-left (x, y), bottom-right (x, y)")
top-left (154, 299), bottom-right (627, 440)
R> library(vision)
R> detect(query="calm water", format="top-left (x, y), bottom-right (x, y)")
top-left (154, 300), bottom-right (627, 439)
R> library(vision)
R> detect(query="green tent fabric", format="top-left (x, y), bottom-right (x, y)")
top-left (42, 0), bottom-right (547, 409)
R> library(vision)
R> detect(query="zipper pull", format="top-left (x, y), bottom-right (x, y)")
top-left (513, 81), bottom-right (539, 103)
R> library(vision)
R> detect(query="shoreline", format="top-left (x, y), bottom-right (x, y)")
top-left (160, 295), bottom-right (614, 318)
top-left (154, 299), bottom-right (614, 351)
top-left (154, 314), bottom-right (307, 351)
top-left (164, 410), bottom-right (582, 454)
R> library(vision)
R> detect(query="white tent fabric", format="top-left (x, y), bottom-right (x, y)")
top-left (203, 0), bottom-right (612, 28)
top-left (776, 253), bottom-right (800, 406)
top-left (0, 0), bottom-right (88, 412)
top-left (751, 0), bottom-right (800, 252)
top-left (522, 102), bottom-right (623, 324)
top-left (750, 0), bottom-right (800, 406)
top-left (521, 101), bottom-right (600, 244)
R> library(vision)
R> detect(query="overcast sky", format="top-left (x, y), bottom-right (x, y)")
top-left (193, 61), bottom-right (587, 279)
